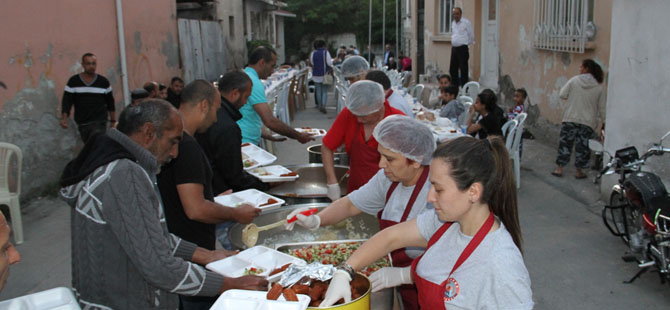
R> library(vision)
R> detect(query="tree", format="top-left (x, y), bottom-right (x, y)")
top-left (285, 0), bottom-right (399, 60)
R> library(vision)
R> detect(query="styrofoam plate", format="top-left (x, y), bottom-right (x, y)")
top-left (214, 189), bottom-right (285, 212)
top-left (242, 143), bottom-right (277, 170)
top-left (210, 290), bottom-right (310, 310)
top-left (0, 287), bottom-right (80, 310)
top-left (206, 246), bottom-right (306, 282)
top-left (295, 127), bottom-right (327, 137)
top-left (249, 165), bottom-right (300, 183)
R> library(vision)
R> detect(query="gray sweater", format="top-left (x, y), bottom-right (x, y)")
top-left (60, 129), bottom-right (224, 309)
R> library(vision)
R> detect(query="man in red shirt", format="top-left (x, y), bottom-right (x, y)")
top-left (321, 80), bottom-right (405, 200)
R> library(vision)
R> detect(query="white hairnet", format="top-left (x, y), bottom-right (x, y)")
top-left (346, 81), bottom-right (385, 116)
top-left (373, 115), bottom-right (437, 165)
top-left (341, 56), bottom-right (370, 78)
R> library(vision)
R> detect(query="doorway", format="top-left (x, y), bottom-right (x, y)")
top-left (480, 0), bottom-right (499, 89)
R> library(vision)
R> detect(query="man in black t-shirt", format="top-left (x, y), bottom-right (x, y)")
top-left (157, 80), bottom-right (261, 310)
top-left (61, 53), bottom-right (116, 142)
top-left (167, 76), bottom-right (184, 108)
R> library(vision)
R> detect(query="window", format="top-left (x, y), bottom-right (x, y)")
top-left (438, 0), bottom-right (454, 34)
top-left (229, 16), bottom-right (235, 38)
top-left (533, 0), bottom-right (594, 53)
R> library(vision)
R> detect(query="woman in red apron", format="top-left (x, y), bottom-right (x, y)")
top-left (320, 136), bottom-right (533, 309)
top-left (286, 116), bottom-right (437, 309)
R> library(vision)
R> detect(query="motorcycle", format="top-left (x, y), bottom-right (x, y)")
top-left (591, 130), bottom-right (670, 284)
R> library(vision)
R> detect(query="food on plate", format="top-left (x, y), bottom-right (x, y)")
top-left (291, 284), bottom-right (310, 295)
top-left (282, 288), bottom-right (299, 302)
top-left (259, 198), bottom-right (279, 207)
top-left (242, 267), bottom-right (264, 275)
top-left (279, 171), bottom-right (298, 177)
top-left (301, 126), bottom-right (312, 130)
top-left (285, 242), bottom-right (391, 276)
top-left (416, 111), bottom-right (436, 122)
top-left (294, 274), bottom-right (369, 306)
top-left (269, 263), bottom-right (292, 276)
top-left (242, 142), bottom-right (252, 147)
top-left (243, 159), bottom-right (256, 168)
top-left (267, 282), bottom-right (283, 300)
top-left (319, 129), bottom-right (327, 135)
top-left (253, 168), bottom-right (272, 176)
top-left (449, 129), bottom-right (457, 133)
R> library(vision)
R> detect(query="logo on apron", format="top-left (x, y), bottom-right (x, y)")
top-left (443, 277), bottom-right (460, 301)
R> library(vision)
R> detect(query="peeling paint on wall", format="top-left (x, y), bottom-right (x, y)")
top-left (161, 32), bottom-right (180, 68)
top-left (134, 31), bottom-right (143, 54)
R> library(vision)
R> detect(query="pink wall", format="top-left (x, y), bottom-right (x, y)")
top-left (0, 0), bottom-right (182, 112)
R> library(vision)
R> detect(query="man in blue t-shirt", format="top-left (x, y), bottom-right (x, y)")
top-left (237, 46), bottom-right (314, 145)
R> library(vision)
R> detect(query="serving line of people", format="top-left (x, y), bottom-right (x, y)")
top-left (313, 136), bottom-right (534, 309)
top-left (287, 115), bottom-right (436, 310)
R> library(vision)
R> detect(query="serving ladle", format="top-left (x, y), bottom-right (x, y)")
top-left (241, 208), bottom-right (319, 248)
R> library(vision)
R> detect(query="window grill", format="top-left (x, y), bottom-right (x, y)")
top-left (439, 0), bottom-right (454, 34)
top-left (533, 0), bottom-right (588, 53)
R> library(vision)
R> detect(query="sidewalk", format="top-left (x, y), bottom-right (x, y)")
top-left (2, 89), bottom-right (670, 308)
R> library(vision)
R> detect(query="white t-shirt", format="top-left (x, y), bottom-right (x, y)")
top-left (416, 210), bottom-right (534, 310)
top-left (349, 169), bottom-right (432, 258)
top-left (387, 90), bottom-right (414, 118)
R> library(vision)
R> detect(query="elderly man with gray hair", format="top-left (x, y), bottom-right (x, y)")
top-left (60, 99), bottom-right (267, 309)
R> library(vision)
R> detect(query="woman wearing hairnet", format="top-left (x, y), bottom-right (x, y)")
top-left (287, 115), bottom-right (436, 310)
top-left (320, 81), bottom-right (405, 200)
top-left (340, 55), bottom-right (370, 84)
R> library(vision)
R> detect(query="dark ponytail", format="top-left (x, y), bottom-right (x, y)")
top-left (582, 59), bottom-right (604, 84)
top-left (432, 136), bottom-right (523, 252)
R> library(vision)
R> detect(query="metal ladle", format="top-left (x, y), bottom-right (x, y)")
top-left (241, 208), bottom-right (319, 248)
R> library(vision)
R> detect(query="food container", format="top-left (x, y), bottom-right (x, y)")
top-left (307, 145), bottom-right (349, 166)
top-left (0, 287), bottom-right (80, 310)
top-left (228, 204), bottom-right (380, 250)
top-left (309, 273), bottom-right (371, 310)
top-left (276, 241), bottom-right (394, 310)
top-left (206, 246), bottom-right (306, 282)
top-left (210, 289), bottom-right (310, 310)
top-left (267, 164), bottom-right (349, 204)
top-left (296, 127), bottom-right (328, 137)
top-left (249, 165), bottom-right (300, 183)
top-left (242, 143), bottom-right (278, 170)
top-left (214, 189), bottom-right (285, 213)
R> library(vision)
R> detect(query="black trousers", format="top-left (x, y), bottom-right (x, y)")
top-left (77, 120), bottom-right (107, 143)
top-left (449, 45), bottom-right (470, 87)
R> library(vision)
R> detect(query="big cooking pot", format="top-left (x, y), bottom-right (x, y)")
top-left (228, 204), bottom-right (380, 250)
top-left (307, 144), bottom-right (349, 166)
top-left (267, 164), bottom-right (349, 205)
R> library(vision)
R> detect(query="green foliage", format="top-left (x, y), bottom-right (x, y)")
top-left (246, 39), bottom-right (274, 59)
top-left (285, 0), bottom-right (401, 59)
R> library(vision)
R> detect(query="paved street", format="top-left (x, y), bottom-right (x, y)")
top-left (1, 91), bottom-right (669, 308)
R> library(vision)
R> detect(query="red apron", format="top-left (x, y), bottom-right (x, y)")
top-left (410, 212), bottom-right (495, 310)
top-left (376, 166), bottom-right (430, 310)
top-left (346, 124), bottom-right (381, 193)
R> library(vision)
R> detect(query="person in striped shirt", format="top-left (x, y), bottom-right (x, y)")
top-left (61, 53), bottom-right (116, 142)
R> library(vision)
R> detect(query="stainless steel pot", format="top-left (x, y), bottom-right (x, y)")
top-left (267, 164), bottom-right (349, 205)
top-left (228, 204), bottom-right (380, 250)
top-left (307, 144), bottom-right (349, 166)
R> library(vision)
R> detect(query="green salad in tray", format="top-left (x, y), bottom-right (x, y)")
top-left (285, 242), bottom-right (391, 276)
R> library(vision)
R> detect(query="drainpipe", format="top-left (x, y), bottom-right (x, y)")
top-left (115, 0), bottom-right (130, 106)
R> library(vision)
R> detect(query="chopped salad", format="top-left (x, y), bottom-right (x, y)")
top-left (285, 242), bottom-right (390, 276)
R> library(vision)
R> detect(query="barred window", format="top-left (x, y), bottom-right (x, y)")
top-left (533, 0), bottom-right (594, 53)
top-left (438, 0), bottom-right (455, 34)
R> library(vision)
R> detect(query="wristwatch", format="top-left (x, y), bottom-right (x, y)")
top-left (338, 262), bottom-right (355, 279)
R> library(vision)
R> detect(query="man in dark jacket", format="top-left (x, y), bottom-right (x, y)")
top-left (195, 71), bottom-right (268, 250)
top-left (59, 99), bottom-right (267, 309)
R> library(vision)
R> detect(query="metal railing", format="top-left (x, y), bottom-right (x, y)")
top-left (533, 0), bottom-right (588, 53)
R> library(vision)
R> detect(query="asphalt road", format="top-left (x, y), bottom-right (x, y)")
top-left (2, 91), bottom-right (669, 308)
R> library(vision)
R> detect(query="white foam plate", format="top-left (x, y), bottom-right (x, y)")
top-left (295, 127), bottom-right (327, 137)
top-left (0, 287), bottom-right (80, 310)
top-left (206, 246), bottom-right (306, 283)
top-left (242, 143), bottom-right (277, 170)
top-left (248, 165), bottom-right (300, 183)
top-left (214, 189), bottom-right (285, 212)
top-left (210, 289), bottom-right (310, 310)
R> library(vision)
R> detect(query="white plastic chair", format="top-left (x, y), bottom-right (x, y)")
top-left (0, 142), bottom-right (23, 244)
top-left (458, 95), bottom-right (473, 105)
top-left (458, 102), bottom-right (473, 127)
top-left (462, 81), bottom-right (480, 100)
top-left (409, 84), bottom-right (425, 104)
top-left (510, 113), bottom-right (527, 189)
top-left (501, 120), bottom-right (519, 152)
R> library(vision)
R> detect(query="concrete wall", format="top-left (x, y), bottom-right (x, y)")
top-left (601, 0), bottom-right (670, 196)
top-left (497, 0), bottom-right (612, 144)
top-left (0, 0), bottom-right (181, 199)
top-left (216, 0), bottom-right (247, 70)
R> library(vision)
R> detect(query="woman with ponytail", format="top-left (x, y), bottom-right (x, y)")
top-left (319, 136), bottom-right (533, 309)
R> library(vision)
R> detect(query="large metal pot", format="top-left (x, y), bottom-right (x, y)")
top-left (267, 164), bottom-right (349, 205)
top-left (307, 144), bottom-right (349, 166)
top-left (228, 204), bottom-right (379, 250)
